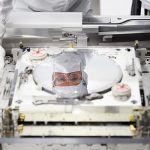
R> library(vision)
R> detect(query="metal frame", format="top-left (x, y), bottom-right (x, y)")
top-left (1, 15), bottom-right (150, 145)
top-left (0, 137), bottom-right (150, 144)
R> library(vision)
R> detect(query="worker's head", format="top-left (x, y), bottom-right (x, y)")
top-left (52, 52), bottom-right (88, 98)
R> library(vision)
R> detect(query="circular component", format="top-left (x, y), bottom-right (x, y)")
top-left (112, 83), bottom-right (131, 101)
top-left (84, 52), bottom-right (123, 93)
top-left (33, 49), bottom-right (123, 95)
top-left (30, 49), bottom-right (47, 60)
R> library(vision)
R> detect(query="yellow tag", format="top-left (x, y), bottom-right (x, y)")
top-left (69, 42), bottom-right (75, 48)
top-left (130, 125), bottom-right (136, 132)
top-left (129, 114), bottom-right (134, 122)
top-left (18, 124), bottom-right (24, 133)
top-left (19, 114), bottom-right (25, 121)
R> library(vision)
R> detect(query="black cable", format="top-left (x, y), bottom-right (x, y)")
top-left (145, 9), bottom-right (148, 15)
top-left (144, 9), bottom-right (147, 15)
top-left (131, 0), bottom-right (142, 15)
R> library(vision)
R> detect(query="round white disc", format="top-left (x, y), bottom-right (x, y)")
top-left (30, 49), bottom-right (47, 60)
top-left (33, 50), bottom-right (123, 94)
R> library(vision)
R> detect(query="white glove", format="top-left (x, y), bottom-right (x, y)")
top-left (72, 0), bottom-right (92, 18)
top-left (141, 0), bottom-right (150, 9)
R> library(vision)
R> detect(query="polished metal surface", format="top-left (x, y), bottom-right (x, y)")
top-left (83, 16), bottom-right (150, 24)
top-left (2, 16), bottom-right (150, 54)
top-left (0, 137), bottom-right (150, 144)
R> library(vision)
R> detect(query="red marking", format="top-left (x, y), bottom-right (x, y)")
top-left (32, 49), bottom-right (44, 55)
top-left (115, 83), bottom-right (129, 91)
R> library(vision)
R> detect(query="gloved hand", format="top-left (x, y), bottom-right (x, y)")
top-left (141, 0), bottom-right (150, 9)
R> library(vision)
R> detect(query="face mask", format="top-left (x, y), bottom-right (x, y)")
top-left (53, 82), bottom-right (88, 98)
top-left (28, 0), bottom-right (70, 12)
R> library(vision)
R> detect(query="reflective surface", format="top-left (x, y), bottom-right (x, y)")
top-left (33, 49), bottom-right (123, 96)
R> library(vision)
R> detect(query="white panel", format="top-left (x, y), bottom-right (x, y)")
top-left (100, 0), bottom-right (132, 15)
top-left (11, 47), bottom-right (142, 113)
top-left (20, 126), bottom-right (133, 137)
top-left (6, 12), bottom-right (82, 29)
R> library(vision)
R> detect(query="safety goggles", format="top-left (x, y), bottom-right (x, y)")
top-left (52, 71), bottom-right (82, 86)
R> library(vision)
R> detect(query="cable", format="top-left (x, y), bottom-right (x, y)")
top-left (144, 9), bottom-right (148, 15)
